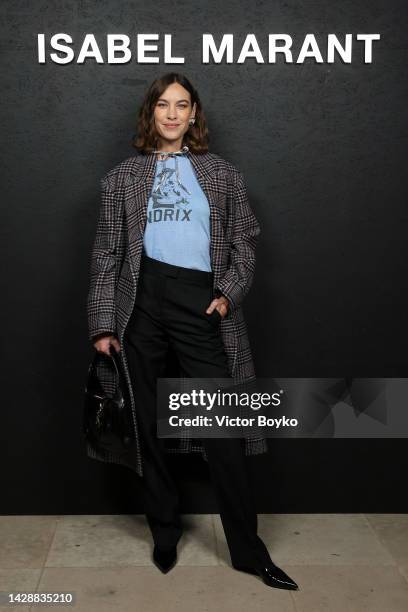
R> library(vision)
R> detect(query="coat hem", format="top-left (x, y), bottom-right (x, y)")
top-left (86, 441), bottom-right (143, 477)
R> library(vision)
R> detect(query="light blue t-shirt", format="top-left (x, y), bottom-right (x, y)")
top-left (142, 152), bottom-right (212, 272)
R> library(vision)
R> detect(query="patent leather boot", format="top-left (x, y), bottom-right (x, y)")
top-left (233, 562), bottom-right (299, 590)
top-left (152, 545), bottom-right (177, 574)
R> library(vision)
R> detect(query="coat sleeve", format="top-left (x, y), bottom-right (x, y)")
top-left (87, 176), bottom-right (119, 342)
top-left (215, 170), bottom-right (261, 312)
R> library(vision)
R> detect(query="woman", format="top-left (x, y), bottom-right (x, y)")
top-left (87, 72), bottom-right (298, 591)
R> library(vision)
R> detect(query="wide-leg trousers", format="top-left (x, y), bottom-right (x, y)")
top-left (123, 253), bottom-right (272, 568)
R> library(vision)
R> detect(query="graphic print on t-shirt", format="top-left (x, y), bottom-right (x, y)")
top-left (149, 165), bottom-right (191, 222)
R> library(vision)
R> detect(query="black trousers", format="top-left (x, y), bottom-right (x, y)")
top-left (123, 253), bottom-right (272, 568)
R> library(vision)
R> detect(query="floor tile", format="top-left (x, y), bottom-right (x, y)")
top-left (0, 569), bottom-right (41, 612)
top-left (0, 516), bottom-right (58, 569)
top-left (290, 564), bottom-right (408, 611)
top-left (365, 514), bottom-right (408, 565)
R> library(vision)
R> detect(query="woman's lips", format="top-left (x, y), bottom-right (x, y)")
top-left (164, 124), bottom-right (180, 128)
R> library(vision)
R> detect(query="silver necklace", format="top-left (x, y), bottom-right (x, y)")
top-left (153, 144), bottom-right (189, 159)
top-left (152, 145), bottom-right (191, 195)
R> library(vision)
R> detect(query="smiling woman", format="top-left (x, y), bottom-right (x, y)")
top-left (86, 71), bottom-right (299, 590)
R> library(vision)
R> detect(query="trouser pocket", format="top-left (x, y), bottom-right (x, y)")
top-left (206, 307), bottom-right (222, 326)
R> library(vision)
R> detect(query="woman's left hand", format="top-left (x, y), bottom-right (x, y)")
top-left (206, 296), bottom-right (229, 319)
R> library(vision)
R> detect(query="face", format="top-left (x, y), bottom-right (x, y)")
top-left (153, 82), bottom-right (196, 150)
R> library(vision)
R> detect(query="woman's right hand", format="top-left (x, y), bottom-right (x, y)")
top-left (93, 334), bottom-right (121, 356)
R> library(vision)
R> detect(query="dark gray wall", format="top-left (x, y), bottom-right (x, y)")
top-left (1, 0), bottom-right (407, 513)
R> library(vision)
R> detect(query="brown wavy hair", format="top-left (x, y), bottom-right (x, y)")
top-left (131, 72), bottom-right (209, 154)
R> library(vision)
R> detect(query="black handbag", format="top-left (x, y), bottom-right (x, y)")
top-left (83, 346), bottom-right (134, 455)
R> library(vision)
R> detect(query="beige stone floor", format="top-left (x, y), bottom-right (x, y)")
top-left (0, 514), bottom-right (407, 611)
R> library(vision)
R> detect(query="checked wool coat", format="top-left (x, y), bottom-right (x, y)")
top-left (86, 148), bottom-right (268, 477)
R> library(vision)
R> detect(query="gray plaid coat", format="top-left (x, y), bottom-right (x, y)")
top-left (86, 149), bottom-right (268, 477)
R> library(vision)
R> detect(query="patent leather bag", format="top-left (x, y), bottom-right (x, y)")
top-left (83, 347), bottom-right (134, 455)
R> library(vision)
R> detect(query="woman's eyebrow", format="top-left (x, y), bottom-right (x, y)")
top-left (157, 98), bottom-right (190, 103)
